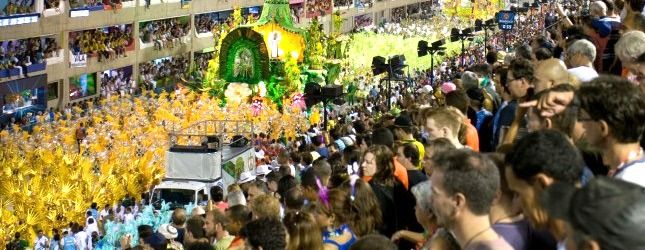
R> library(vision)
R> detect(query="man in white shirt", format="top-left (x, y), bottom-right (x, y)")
top-left (565, 39), bottom-right (599, 82)
top-left (74, 224), bottom-right (91, 250)
top-left (34, 230), bottom-right (48, 250)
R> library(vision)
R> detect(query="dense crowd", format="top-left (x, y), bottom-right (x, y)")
top-left (195, 14), bottom-right (226, 34)
top-left (45, 0), bottom-right (61, 9)
top-left (290, 4), bottom-right (304, 23)
top-left (306, 0), bottom-right (332, 18)
top-left (69, 0), bottom-right (103, 9)
top-left (194, 52), bottom-right (214, 72)
top-left (1, 37), bottom-right (59, 76)
top-left (139, 56), bottom-right (189, 91)
top-left (7, 0), bottom-right (645, 250)
top-left (1, 0), bottom-right (34, 16)
top-left (69, 25), bottom-right (133, 62)
top-left (140, 18), bottom-right (190, 51)
top-left (354, 14), bottom-right (373, 29)
top-left (100, 68), bottom-right (137, 98)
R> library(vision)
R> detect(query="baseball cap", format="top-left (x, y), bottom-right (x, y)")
top-left (541, 177), bottom-right (645, 249)
top-left (394, 115), bottom-right (414, 128)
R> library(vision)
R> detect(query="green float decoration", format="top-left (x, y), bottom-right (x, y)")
top-left (219, 27), bottom-right (270, 84)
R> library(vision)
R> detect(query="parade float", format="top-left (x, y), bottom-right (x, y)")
top-left (0, 0), bottom-right (349, 244)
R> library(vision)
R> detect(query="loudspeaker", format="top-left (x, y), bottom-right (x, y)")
top-left (321, 85), bottom-right (343, 98)
top-left (231, 135), bottom-right (249, 147)
top-left (206, 136), bottom-right (220, 150)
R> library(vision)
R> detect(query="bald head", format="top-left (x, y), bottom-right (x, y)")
top-left (534, 59), bottom-right (572, 92)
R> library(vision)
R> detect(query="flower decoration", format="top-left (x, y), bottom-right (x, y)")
top-left (224, 83), bottom-right (253, 105)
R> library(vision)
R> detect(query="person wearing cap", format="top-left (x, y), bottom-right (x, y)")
top-left (157, 224), bottom-right (183, 250)
top-left (428, 149), bottom-right (513, 250)
top-left (393, 114), bottom-right (426, 169)
top-left (542, 177), bottom-right (645, 250)
top-left (505, 130), bottom-right (584, 248)
top-left (238, 171), bottom-right (256, 195)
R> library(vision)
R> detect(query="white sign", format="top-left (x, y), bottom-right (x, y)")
top-left (70, 52), bottom-right (87, 68)
top-left (70, 9), bottom-right (90, 17)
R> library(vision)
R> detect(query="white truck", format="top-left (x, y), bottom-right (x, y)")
top-left (150, 120), bottom-right (256, 210)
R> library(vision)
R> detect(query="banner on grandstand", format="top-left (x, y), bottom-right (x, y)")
top-left (70, 52), bottom-right (87, 68)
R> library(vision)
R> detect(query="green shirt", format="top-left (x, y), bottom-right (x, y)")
top-left (214, 235), bottom-right (235, 250)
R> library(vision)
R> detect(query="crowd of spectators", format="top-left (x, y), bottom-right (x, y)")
top-left (354, 0), bottom-right (373, 8)
top-left (140, 18), bottom-right (190, 51)
top-left (391, 6), bottom-right (406, 22)
top-left (334, 0), bottom-right (352, 8)
top-left (193, 52), bottom-right (213, 72)
top-left (1, 37), bottom-right (59, 76)
top-left (100, 68), bottom-right (137, 98)
top-left (195, 13), bottom-right (226, 34)
top-left (44, 0), bottom-right (61, 9)
top-left (306, 0), bottom-right (332, 18)
top-left (69, 25), bottom-right (133, 62)
top-left (1, 0), bottom-right (35, 16)
top-left (354, 14), bottom-right (373, 29)
top-left (290, 3), bottom-right (304, 23)
top-left (139, 56), bottom-right (189, 91)
top-left (69, 0), bottom-right (103, 9)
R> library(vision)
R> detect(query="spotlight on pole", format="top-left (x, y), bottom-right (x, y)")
top-left (418, 39), bottom-right (446, 86)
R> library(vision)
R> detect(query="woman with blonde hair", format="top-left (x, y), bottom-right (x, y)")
top-left (283, 211), bottom-right (323, 250)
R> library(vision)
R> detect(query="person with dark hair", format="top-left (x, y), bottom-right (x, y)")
top-left (392, 115), bottom-right (426, 169)
top-left (505, 130), bottom-right (584, 248)
top-left (486, 153), bottom-right (531, 250)
top-left (542, 177), bottom-right (645, 250)
top-left (429, 149), bottom-right (512, 249)
top-left (184, 216), bottom-right (208, 246)
top-left (350, 234), bottom-right (397, 250)
top-left (577, 75), bottom-right (645, 186)
top-left (370, 127), bottom-right (410, 190)
top-left (185, 242), bottom-right (215, 250)
top-left (226, 205), bottom-right (252, 249)
top-left (210, 186), bottom-right (226, 211)
top-left (242, 218), bottom-right (286, 250)
top-left (371, 127), bottom-right (394, 148)
top-left (498, 58), bottom-right (533, 146)
top-left (534, 47), bottom-right (553, 61)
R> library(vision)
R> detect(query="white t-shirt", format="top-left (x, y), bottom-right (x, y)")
top-left (568, 66), bottom-right (599, 82)
top-left (34, 236), bottom-right (48, 250)
top-left (614, 157), bottom-right (645, 188)
top-left (75, 231), bottom-right (91, 250)
top-left (123, 213), bottom-right (135, 224)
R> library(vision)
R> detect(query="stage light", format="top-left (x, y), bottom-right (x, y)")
top-left (418, 40), bottom-right (429, 57)
top-left (371, 56), bottom-right (388, 76)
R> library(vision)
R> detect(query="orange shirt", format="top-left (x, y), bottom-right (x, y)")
top-left (465, 120), bottom-right (480, 152)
